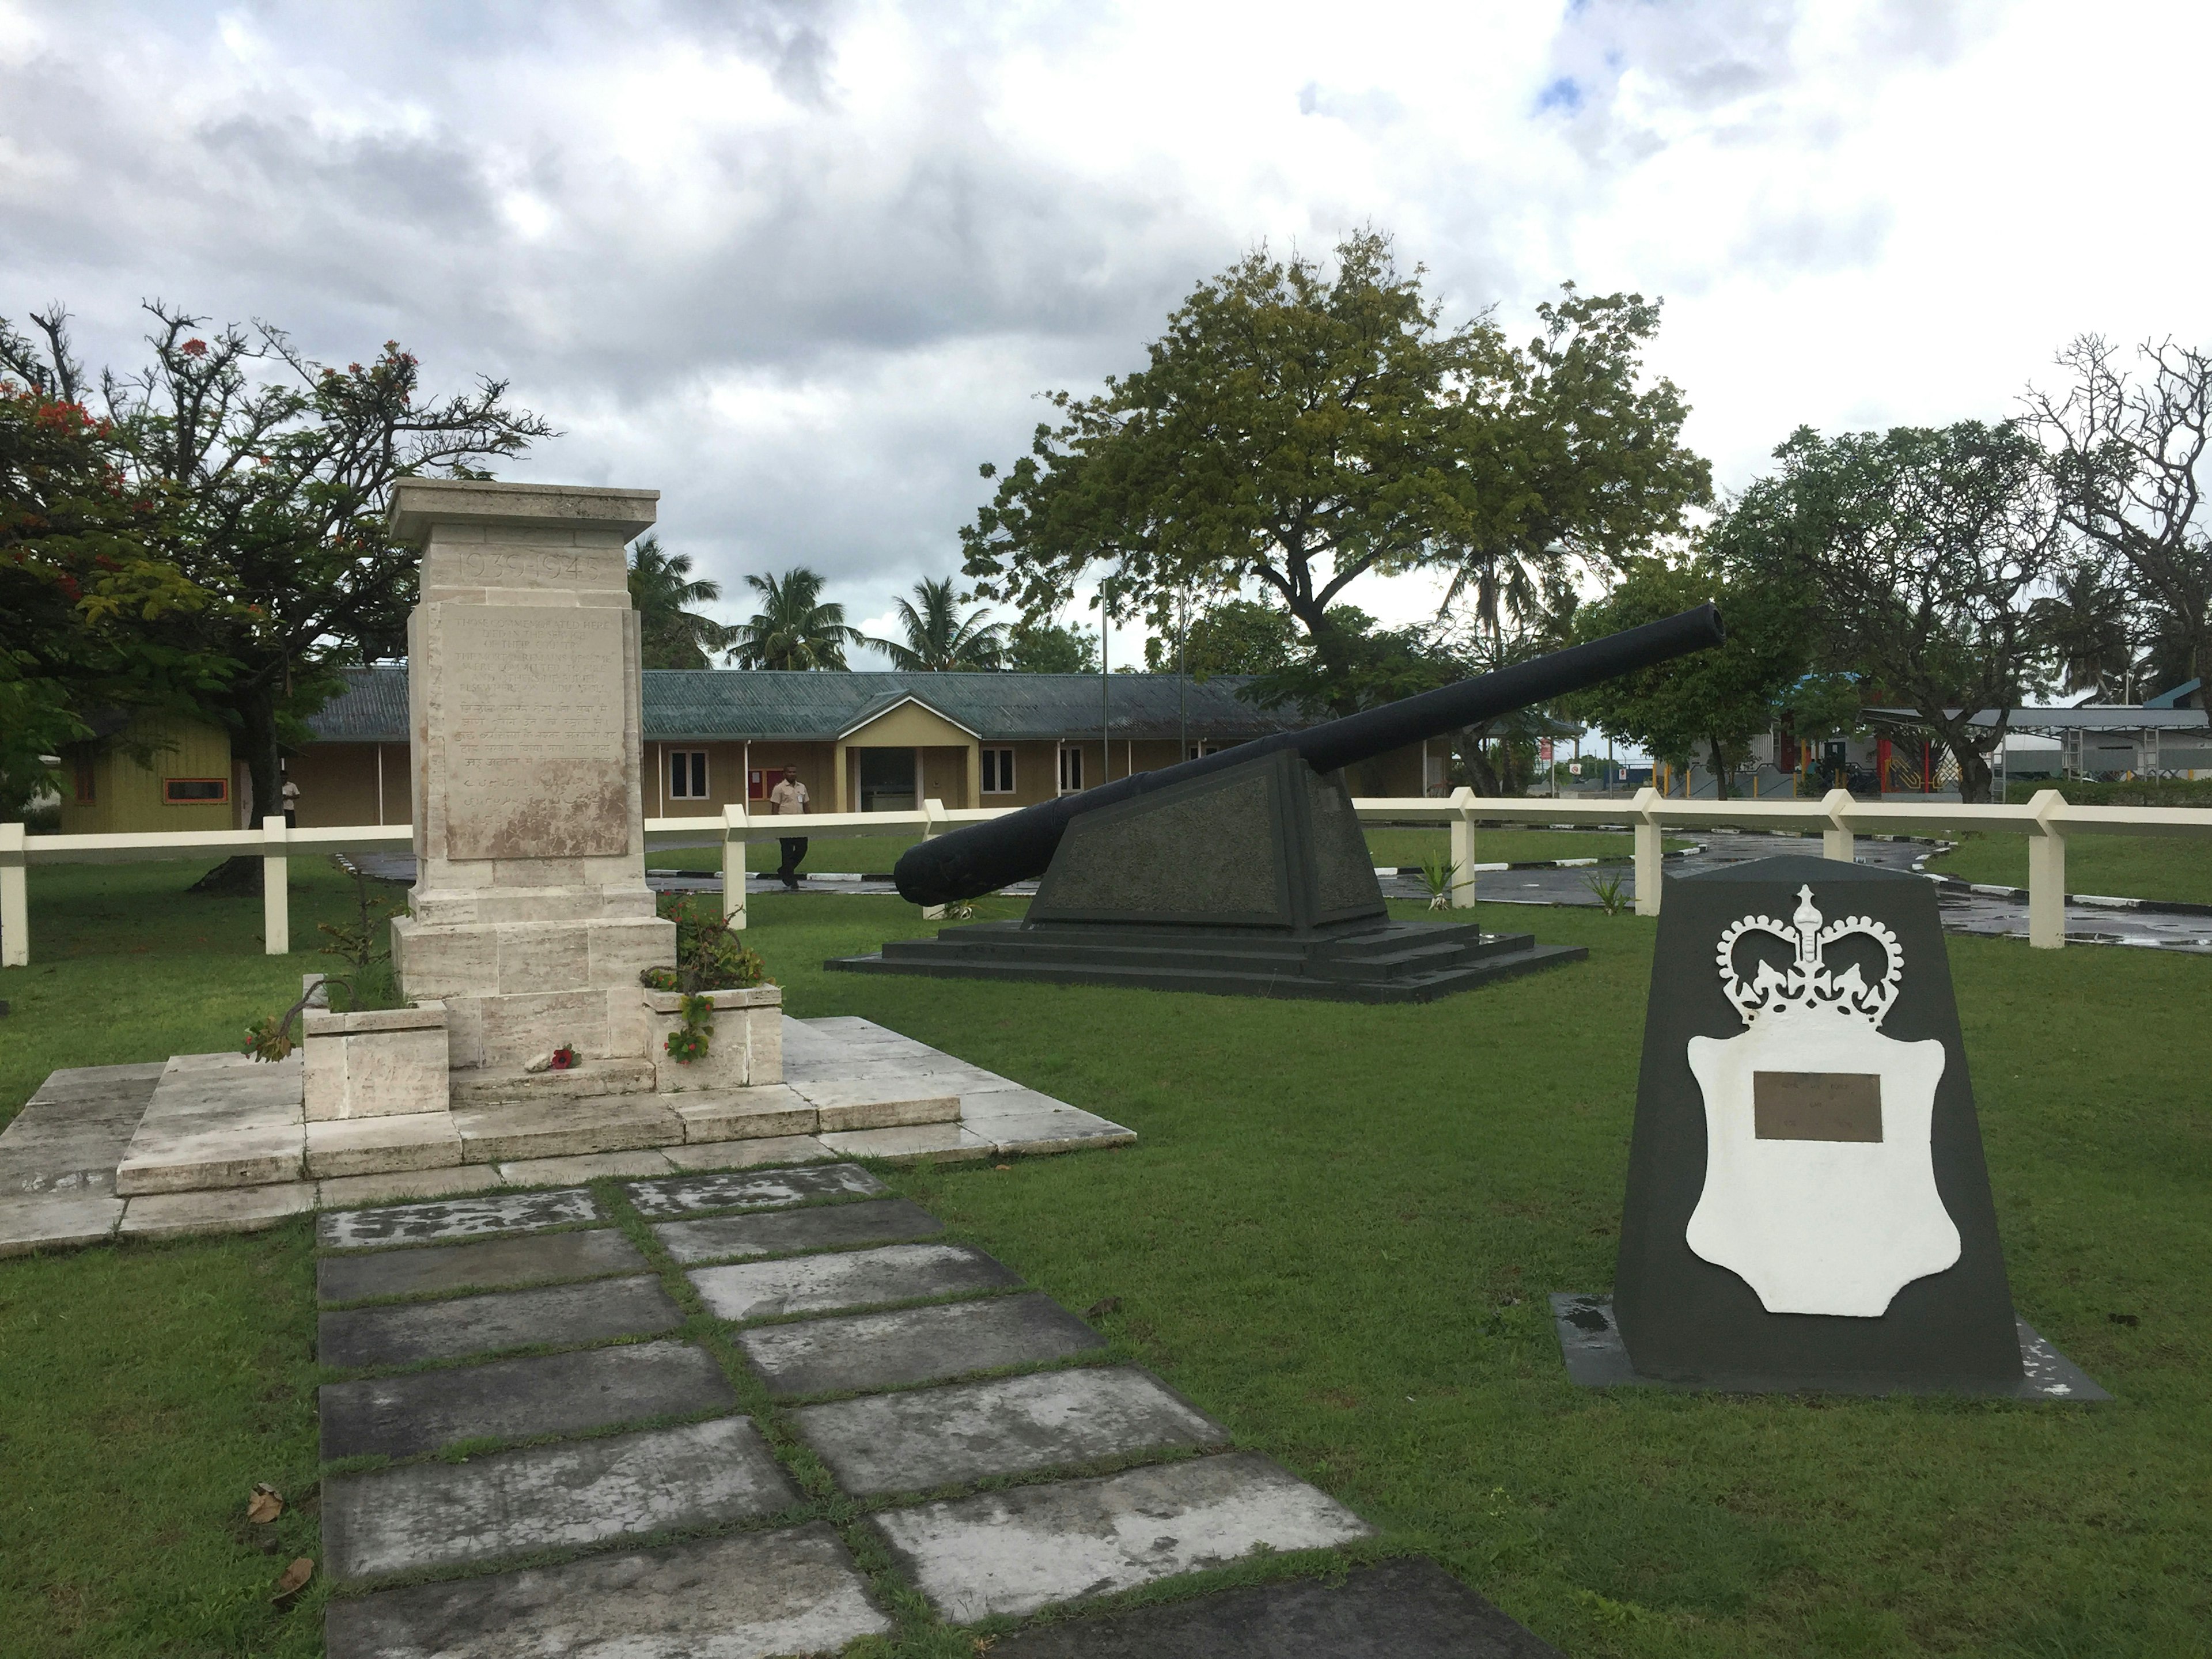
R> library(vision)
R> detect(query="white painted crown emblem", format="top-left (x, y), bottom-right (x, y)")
top-left (1714, 884), bottom-right (1903, 1028)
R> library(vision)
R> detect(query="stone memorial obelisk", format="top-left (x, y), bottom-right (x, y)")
top-left (387, 479), bottom-right (676, 1089)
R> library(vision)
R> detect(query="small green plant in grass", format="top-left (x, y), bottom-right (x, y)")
top-left (1417, 854), bottom-right (1461, 912)
top-left (1584, 869), bottom-right (1631, 916)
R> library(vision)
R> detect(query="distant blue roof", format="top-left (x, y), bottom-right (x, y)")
top-left (2145, 678), bottom-right (2202, 709)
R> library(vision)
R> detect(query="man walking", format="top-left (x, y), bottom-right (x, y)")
top-left (768, 768), bottom-right (810, 889)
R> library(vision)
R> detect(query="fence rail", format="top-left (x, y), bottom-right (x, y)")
top-left (5, 786), bottom-right (2209, 968)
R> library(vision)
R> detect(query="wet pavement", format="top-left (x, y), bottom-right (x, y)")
top-left (354, 832), bottom-right (2212, 957)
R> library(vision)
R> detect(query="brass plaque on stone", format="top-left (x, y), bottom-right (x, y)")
top-left (1752, 1071), bottom-right (1884, 1143)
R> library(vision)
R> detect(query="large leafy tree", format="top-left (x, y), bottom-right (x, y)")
top-left (726, 567), bottom-right (863, 669)
top-left (1142, 597), bottom-right (1297, 677)
top-left (1565, 555), bottom-right (1812, 798)
top-left (1003, 619), bottom-right (1097, 673)
top-left (3, 303), bottom-right (553, 825)
top-left (628, 535), bottom-right (730, 669)
top-left (0, 328), bottom-right (224, 816)
top-left (1713, 423), bottom-right (2059, 802)
top-left (865, 577), bottom-right (1006, 670)
top-left (960, 231), bottom-right (1708, 714)
top-left (2025, 335), bottom-right (2212, 690)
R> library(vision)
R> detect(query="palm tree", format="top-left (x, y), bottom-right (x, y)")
top-left (865, 577), bottom-right (1006, 670)
top-left (2032, 562), bottom-right (2139, 700)
top-left (627, 535), bottom-right (731, 669)
top-left (726, 567), bottom-right (865, 670)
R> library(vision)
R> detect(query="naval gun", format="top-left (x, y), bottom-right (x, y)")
top-left (828, 603), bottom-right (1724, 1002)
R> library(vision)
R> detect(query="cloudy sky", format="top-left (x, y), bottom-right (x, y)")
top-left (5, 0), bottom-right (2206, 662)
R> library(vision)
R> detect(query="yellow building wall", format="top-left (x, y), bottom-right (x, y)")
top-left (289, 743), bottom-right (411, 827)
top-left (58, 713), bottom-right (236, 835)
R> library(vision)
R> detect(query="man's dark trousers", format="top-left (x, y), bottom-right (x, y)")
top-left (777, 837), bottom-right (808, 888)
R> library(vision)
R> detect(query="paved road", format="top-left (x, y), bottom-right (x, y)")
top-left (1427, 830), bottom-right (2212, 956)
top-left (355, 832), bottom-right (2212, 957)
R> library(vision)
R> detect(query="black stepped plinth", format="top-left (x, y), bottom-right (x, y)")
top-left (827, 918), bottom-right (1586, 1003)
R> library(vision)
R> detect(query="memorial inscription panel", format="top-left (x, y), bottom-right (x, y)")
top-left (441, 608), bottom-right (630, 861)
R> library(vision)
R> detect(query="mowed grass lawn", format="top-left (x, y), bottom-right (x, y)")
top-left (1929, 831), bottom-right (2212, 906)
top-left (644, 825), bottom-right (1673, 876)
top-left (1, 860), bottom-right (2207, 1656)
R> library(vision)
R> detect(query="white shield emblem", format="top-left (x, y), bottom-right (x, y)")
top-left (1683, 885), bottom-right (1959, 1317)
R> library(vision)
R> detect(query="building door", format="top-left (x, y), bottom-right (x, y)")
top-left (858, 747), bottom-right (918, 812)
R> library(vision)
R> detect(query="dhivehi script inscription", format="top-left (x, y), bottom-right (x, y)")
top-left (441, 608), bottom-right (632, 859)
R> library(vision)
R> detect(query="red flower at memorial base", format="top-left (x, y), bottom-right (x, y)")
top-left (550, 1045), bottom-right (578, 1070)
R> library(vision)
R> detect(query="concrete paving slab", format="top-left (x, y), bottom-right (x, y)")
top-left (118, 1181), bottom-right (316, 1238)
top-left (790, 1075), bottom-right (962, 1132)
top-left (740, 1292), bottom-right (1105, 1399)
top-left (876, 1452), bottom-right (1374, 1622)
top-left (320, 1338), bottom-right (736, 1461)
top-left (319, 1275), bottom-right (683, 1369)
top-left (690, 1240), bottom-right (1017, 1320)
top-left (112, 1054), bottom-right (305, 1195)
top-left (656, 1196), bottom-right (944, 1266)
top-left (319, 1226), bottom-right (651, 1305)
top-left (793, 1365), bottom-right (1228, 1497)
top-left (323, 1415), bottom-right (798, 1581)
top-left (661, 1134), bottom-right (835, 1172)
top-left (986, 1556), bottom-right (1563, 1658)
top-left (493, 1148), bottom-right (676, 1185)
top-left (316, 1165), bottom-right (501, 1210)
top-left (324, 1522), bottom-right (890, 1658)
top-left (673, 1084), bottom-right (817, 1143)
top-left (304, 1113), bottom-right (464, 1179)
top-left (0, 1194), bottom-right (124, 1256)
top-left (982, 1109), bottom-right (1138, 1157)
top-left (0, 1063), bottom-right (159, 1198)
top-left (319, 1188), bottom-right (599, 1250)
top-left (818, 1122), bottom-right (995, 1164)
top-left (952, 1085), bottom-right (1084, 1122)
top-left (452, 1094), bottom-right (683, 1162)
top-left (623, 1161), bottom-right (884, 1219)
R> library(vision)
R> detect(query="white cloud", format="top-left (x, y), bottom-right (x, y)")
top-left (6, 0), bottom-right (2210, 658)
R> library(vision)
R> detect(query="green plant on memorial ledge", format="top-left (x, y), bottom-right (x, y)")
top-left (641, 894), bottom-right (770, 1064)
top-left (243, 865), bottom-right (403, 1062)
top-left (664, 993), bottom-right (715, 1065)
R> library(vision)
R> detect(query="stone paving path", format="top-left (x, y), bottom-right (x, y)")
top-left (316, 1161), bottom-right (1557, 1656)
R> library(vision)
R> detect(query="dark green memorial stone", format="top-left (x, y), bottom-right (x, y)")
top-left (1560, 855), bottom-right (2106, 1400)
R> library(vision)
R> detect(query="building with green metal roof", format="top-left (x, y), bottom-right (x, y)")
top-left (266, 665), bottom-right (1443, 829)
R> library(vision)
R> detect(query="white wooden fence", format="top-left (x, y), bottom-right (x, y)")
top-left (3, 786), bottom-right (2208, 968)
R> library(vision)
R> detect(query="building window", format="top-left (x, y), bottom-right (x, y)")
top-left (981, 748), bottom-right (1015, 793)
top-left (73, 757), bottom-right (95, 804)
top-left (1058, 747), bottom-right (1083, 792)
top-left (163, 778), bottom-right (229, 805)
top-left (669, 751), bottom-right (709, 799)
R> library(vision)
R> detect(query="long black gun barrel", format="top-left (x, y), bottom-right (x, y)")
top-left (895, 601), bottom-right (1725, 907)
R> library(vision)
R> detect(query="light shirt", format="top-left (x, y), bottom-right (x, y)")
top-left (768, 778), bottom-right (809, 816)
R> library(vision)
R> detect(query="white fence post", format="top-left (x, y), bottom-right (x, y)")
top-left (722, 802), bottom-right (748, 930)
top-left (1, 821), bottom-right (27, 968)
top-left (1632, 786), bottom-right (1663, 916)
top-left (2027, 789), bottom-right (2068, 949)
top-left (261, 815), bottom-right (290, 956)
top-left (1821, 788), bottom-right (1857, 863)
top-left (921, 798), bottom-right (948, 919)
top-left (1448, 786), bottom-right (1478, 909)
